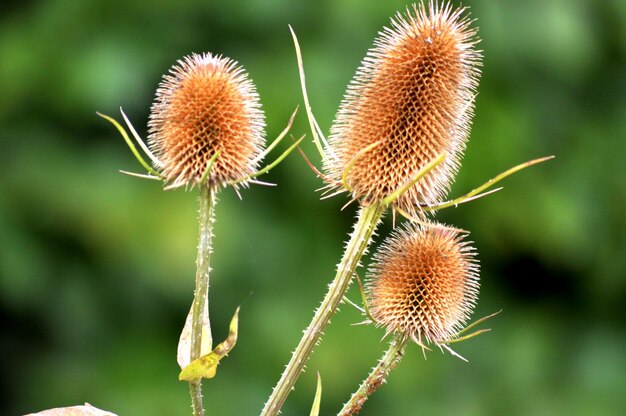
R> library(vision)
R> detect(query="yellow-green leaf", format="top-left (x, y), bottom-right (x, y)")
top-left (179, 351), bottom-right (221, 382)
top-left (96, 111), bottom-right (159, 177)
top-left (178, 306), bottom-right (240, 383)
top-left (309, 372), bottom-right (322, 416)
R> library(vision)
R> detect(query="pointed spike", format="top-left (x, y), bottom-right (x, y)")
top-left (119, 170), bottom-right (162, 181)
top-left (199, 149), bottom-right (222, 186)
top-left (457, 186), bottom-right (503, 204)
top-left (341, 140), bottom-right (385, 191)
top-left (232, 186), bottom-right (243, 200)
top-left (393, 205), bottom-right (422, 223)
top-left (342, 295), bottom-right (365, 313)
top-left (412, 337), bottom-right (431, 353)
top-left (440, 343), bottom-right (468, 362)
top-left (381, 328), bottom-right (394, 342)
top-left (163, 181), bottom-right (184, 191)
top-left (355, 274), bottom-right (376, 323)
top-left (427, 186), bottom-right (503, 211)
top-left (382, 152), bottom-right (446, 206)
top-left (312, 115), bottom-right (335, 160)
top-left (239, 135), bottom-right (305, 183)
top-left (297, 144), bottom-right (338, 185)
top-left (320, 188), bottom-right (348, 201)
top-left (309, 372), bottom-right (323, 416)
top-left (426, 156), bottom-right (554, 212)
top-left (289, 25), bottom-right (330, 162)
top-left (248, 179), bottom-right (277, 187)
top-left (119, 107), bottom-right (164, 168)
top-left (254, 106), bottom-right (299, 164)
top-left (446, 328), bottom-right (492, 344)
top-left (97, 111), bottom-right (160, 176)
top-left (340, 196), bottom-right (359, 211)
top-left (351, 319), bottom-right (374, 326)
top-left (456, 309), bottom-right (502, 337)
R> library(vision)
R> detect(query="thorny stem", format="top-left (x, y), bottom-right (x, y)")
top-left (338, 335), bottom-right (407, 416)
top-left (261, 203), bottom-right (385, 416)
top-left (189, 184), bottom-right (215, 416)
top-left (189, 383), bottom-right (204, 416)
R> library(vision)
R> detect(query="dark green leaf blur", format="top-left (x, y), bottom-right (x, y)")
top-left (1, 0), bottom-right (624, 415)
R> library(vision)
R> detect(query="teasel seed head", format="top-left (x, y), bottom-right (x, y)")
top-left (366, 222), bottom-right (479, 345)
top-left (148, 53), bottom-right (265, 189)
top-left (327, 1), bottom-right (481, 215)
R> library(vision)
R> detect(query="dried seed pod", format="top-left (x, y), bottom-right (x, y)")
top-left (148, 53), bottom-right (265, 188)
top-left (328, 1), bottom-right (481, 214)
top-left (366, 222), bottom-right (479, 345)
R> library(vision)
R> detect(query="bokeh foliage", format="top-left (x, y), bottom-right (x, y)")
top-left (0, 0), bottom-right (624, 415)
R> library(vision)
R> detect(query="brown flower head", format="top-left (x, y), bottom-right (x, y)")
top-left (366, 222), bottom-right (479, 345)
top-left (327, 1), bottom-right (481, 214)
top-left (148, 53), bottom-right (265, 189)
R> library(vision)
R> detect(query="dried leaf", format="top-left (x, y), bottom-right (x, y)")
top-left (25, 403), bottom-right (117, 416)
top-left (179, 307), bottom-right (240, 383)
top-left (177, 302), bottom-right (212, 369)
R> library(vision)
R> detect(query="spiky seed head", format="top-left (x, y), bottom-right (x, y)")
top-left (148, 53), bottom-right (265, 189)
top-left (327, 1), bottom-right (481, 214)
top-left (366, 222), bottom-right (479, 345)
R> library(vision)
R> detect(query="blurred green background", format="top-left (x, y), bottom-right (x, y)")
top-left (1, 0), bottom-right (624, 415)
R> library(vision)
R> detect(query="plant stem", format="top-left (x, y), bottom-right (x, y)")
top-left (261, 202), bottom-right (385, 416)
top-left (338, 335), bottom-right (407, 416)
top-left (189, 383), bottom-right (204, 416)
top-left (189, 184), bottom-right (215, 416)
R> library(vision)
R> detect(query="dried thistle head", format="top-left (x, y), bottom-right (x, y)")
top-left (366, 222), bottom-right (479, 345)
top-left (327, 1), bottom-right (481, 214)
top-left (148, 53), bottom-right (265, 189)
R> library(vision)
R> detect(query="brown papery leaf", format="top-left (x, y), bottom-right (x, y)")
top-left (25, 403), bottom-right (117, 416)
top-left (177, 301), bottom-right (212, 369)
